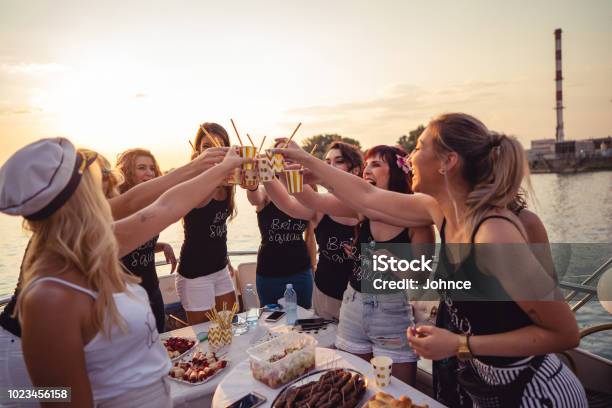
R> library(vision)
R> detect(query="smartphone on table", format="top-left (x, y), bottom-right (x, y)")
top-left (264, 311), bottom-right (286, 322)
top-left (226, 392), bottom-right (266, 408)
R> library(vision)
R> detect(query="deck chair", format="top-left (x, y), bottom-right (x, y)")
top-left (235, 262), bottom-right (259, 311)
top-left (158, 274), bottom-right (188, 331)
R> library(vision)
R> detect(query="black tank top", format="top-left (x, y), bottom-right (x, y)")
top-left (121, 235), bottom-right (159, 296)
top-left (436, 216), bottom-right (532, 366)
top-left (314, 215), bottom-right (355, 300)
top-left (349, 218), bottom-right (411, 292)
top-left (256, 201), bottom-right (310, 277)
top-left (178, 199), bottom-right (230, 279)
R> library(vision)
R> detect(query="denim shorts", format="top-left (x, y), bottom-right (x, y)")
top-left (335, 285), bottom-right (418, 363)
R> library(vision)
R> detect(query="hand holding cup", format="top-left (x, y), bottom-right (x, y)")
top-left (194, 146), bottom-right (229, 172)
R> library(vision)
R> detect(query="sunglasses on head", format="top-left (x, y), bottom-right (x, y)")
top-left (78, 150), bottom-right (98, 174)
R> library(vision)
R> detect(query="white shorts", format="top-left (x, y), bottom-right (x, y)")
top-left (175, 267), bottom-right (235, 312)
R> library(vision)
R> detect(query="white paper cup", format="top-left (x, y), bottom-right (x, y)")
top-left (371, 356), bottom-right (393, 387)
top-left (265, 149), bottom-right (284, 173)
top-left (257, 156), bottom-right (274, 182)
top-left (284, 168), bottom-right (303, 194)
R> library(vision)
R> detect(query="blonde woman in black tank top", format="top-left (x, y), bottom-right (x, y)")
top-left (274, 113), bottom-right (587, 407)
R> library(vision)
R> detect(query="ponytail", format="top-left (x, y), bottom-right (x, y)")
top-left (429, 113), bottom-right (529, 239)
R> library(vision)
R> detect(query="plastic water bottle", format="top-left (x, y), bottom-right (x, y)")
top-left (244, 284), bottom-right (259, 326)
top-left (284, 284), bottom-right (298, 325)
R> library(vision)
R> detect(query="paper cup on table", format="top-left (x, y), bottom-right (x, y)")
top-left (371, 356), bottom-right (393, 387)
top-left (265, 149), bottom-right (284, 173)
top-left (257, 156), bottom-right (274, 182)
top-left (284, 168), bottom-right (303, 194)
top-left (240, 146), bottom-right (257, 170)
top-left (243, 168), bottom-right (259, 188)
top-left (208, 324), bottom-right (232, 352)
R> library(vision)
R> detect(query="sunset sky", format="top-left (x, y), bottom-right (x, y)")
top-left (1, 0), bottom-right (610, 169)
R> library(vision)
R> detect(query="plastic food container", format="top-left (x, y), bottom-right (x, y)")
top-left (247, 332), bottom-right (317, 388)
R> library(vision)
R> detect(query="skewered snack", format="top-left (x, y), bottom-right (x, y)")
top-left (363, 392), bottom-right (429, 408)
top-left (272, 369), bottom-right (366, 408)
top-left (168, 351), bottom-right (228, 384)
top-left (163, 337), bottom-right (196, 359)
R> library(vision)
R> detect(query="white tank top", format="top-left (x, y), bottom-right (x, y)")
top-left (32, 277), bottom-right (171, 402)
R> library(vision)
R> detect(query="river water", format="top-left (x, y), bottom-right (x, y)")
top-left (1, 172), bottom-right (610, 359)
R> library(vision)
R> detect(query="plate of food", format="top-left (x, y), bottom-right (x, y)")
top-left (162, 336), bottom-right (198, 361)
top-left (167, 350), bottom-right (229, 385)
top-left (362, 392), bottom-right (429, 408)
top-left (271, 368), bottom-right (367, 408)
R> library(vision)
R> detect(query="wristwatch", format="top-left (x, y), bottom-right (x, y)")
top-left (457, 334), bottom-right (473, 361)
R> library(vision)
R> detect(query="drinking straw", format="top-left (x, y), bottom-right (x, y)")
top-left (309, 144), bottom-right (318, 155)
top-left (201, 124), bottom-right (222, 148)
top-left (188, 140), bottom-right (196, 152)
top-left (230, 119), bottom-right (244, 145)
top-left (284, 122), bottom-right (302, 147)
top-left (257, 136), bottom-right (267, 153)
top-left (246, 133), bottom-right (256, 148)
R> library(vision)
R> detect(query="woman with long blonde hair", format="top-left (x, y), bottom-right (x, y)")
top-left (0, 138), bottom-right (242, 407)
top-left (274, 113), bottom-right (587, 407)
top-left (115, 148), bottom-right (176, 333)
top-left (0, 152), bottom-right (123, 405)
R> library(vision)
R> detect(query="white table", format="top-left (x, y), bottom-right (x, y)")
top-left (212, 347), bottom-right (445, 408)
top-left (167, 308), bottom-right (337, 408)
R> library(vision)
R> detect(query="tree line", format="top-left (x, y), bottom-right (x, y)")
top-left (301, 126), bottom-right (425, 158)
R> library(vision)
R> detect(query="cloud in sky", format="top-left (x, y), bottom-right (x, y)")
top-left (283, 79), bottom-right (513, 142)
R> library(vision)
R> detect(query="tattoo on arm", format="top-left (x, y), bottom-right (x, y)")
top-left (139, 210), bottom-right (154, 223)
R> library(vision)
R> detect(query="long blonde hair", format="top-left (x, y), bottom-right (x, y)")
top-left (17, 153), bottom-right (138, 336)
top-left (81, 149), bottom-right (124, 199)
top-left (428, 113), bottom-right (529, 239)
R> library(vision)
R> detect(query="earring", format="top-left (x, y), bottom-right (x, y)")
top-left (438, 168), bottom-right (446, 175)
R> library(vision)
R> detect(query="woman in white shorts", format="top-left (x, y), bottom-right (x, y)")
top-left (176, 122), bottom-right (238, 325)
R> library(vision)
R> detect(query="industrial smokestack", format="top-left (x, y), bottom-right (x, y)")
top-left (555, 28), bottom-right (565, 142)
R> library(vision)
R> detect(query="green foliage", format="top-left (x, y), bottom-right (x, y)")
top-left (300, 134), bottom-right (362, 159)
top-left (396, 125), bottom-right (425, 153)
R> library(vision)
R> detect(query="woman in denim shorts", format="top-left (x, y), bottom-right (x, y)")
top-left (284, 144), bottom-right (435, 386)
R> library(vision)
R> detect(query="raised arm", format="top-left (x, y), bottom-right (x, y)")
top-left (263, 178), bottom-right (316, 220)
top-left (274, 147), bottom-right (440, 228)
top-left (293, 185), bottom-right (358, 218)
top-left (109, 147), bottom-right (228, 220)
top-left (113, 149), bottom-right (244, 257)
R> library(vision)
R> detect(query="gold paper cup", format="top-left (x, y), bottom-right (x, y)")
top-left (285, 168), bottom-right (303, 194)
top-left (224, 167), bottom-right (241, 186)
top-left (257, 156), bottom-right (274, 182)
top-left (240, 146), bottom-right (257, 170)
top-left (265, 149), bottom-right (284, 173)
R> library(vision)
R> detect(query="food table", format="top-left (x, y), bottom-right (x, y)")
top-left (167, 307), bottom-right (337, 408)
top-left (212, 347), bottom-right (444, 408)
